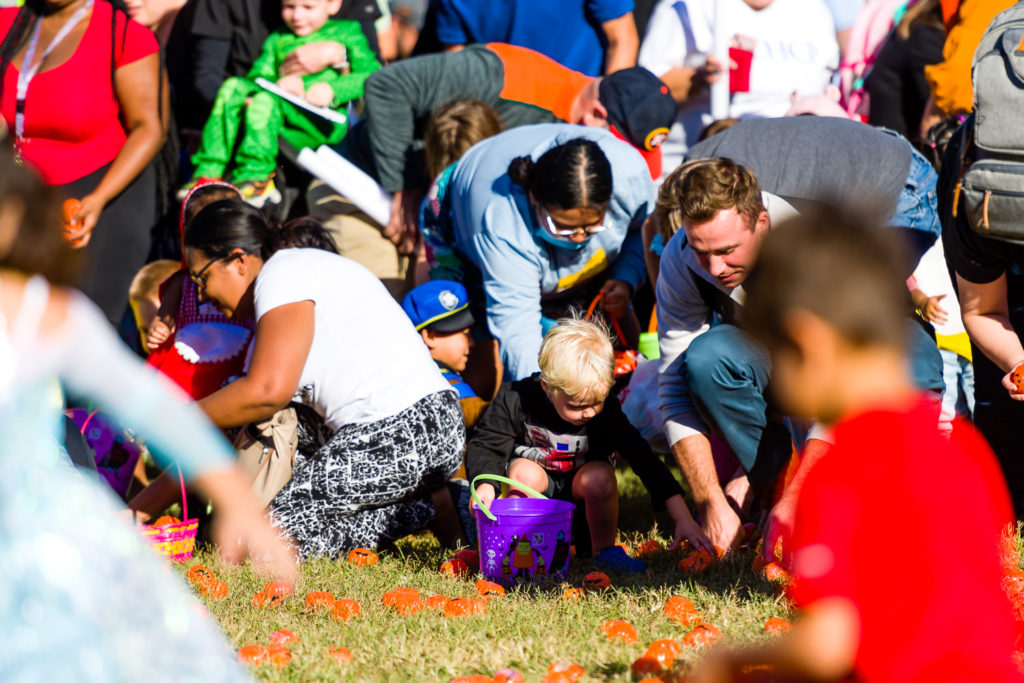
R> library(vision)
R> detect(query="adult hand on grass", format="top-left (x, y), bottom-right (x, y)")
top-left (702, 496), bottom-right (743, 553)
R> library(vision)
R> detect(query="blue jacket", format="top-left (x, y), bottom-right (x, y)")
top-left (448, 123), bottom-right (654, 379)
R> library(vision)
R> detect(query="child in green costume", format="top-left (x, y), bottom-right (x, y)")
top-left (190, 0), bottom-right (380, 206)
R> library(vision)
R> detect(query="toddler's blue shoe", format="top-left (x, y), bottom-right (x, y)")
top-left (594, 545), bottom-right (647, 573)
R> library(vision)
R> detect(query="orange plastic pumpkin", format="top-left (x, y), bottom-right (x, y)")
top-left (186, 565), bottom-right (215, 586)
top-left (545, 662), bottom-right (584, 681)
top-left (474, 579), bottom-right (505, 599)
top-left (493, 668), bottom-right (525, 683)
top-left (252, 592), bottom-right (284, 608)
top-left (451, 676), bottom-right (493, 683)
top-left (267, 644), bottom-right (291, 669)
top-left (202, 579), bottom-right (228, 600)
top-left (645, 638), bottom-right (682, 664)
top-left (601, 619), bottom-right (638, 643)
top-left (269, 628), bottom-right (299, 647)
top-left (631, 656), bottom-right (668, 679)
top-left (764, 617), bottom-right (792, 635)
top-left (663, 595), bottom-right (700, 625)
top-left (152, 515), bottom-right (180, 527)
top-left (263, 582), bottom-right (294, 598)
top-left (443, 596), bottom-right (486, 618)
top-left (62, 199), bottom-right (82, 228)
top-left (1013, 363), bottom-right (1024, 393)
top-left (305, 591), bottom-right (336, 611)
top-left (332, 597), bottom-right (363, 620)
top-left (562, 587), bottom-right (585, 601)
top-left (759, 561), bottom-right (791, 583)
top-left (347, 547), bottom-right (379, 566)
top-left (681, 622), bottom-right (722, 648)
top-left (237, 644), bottom-right (268, 665)
top-left (423, 594), bottom-right (449, 609)
top-left (440, 558), bottom-right (470, 577)
top-left (635, 539), bottom-right (664, 559)
top-left (326, 646), bottom-right (352, 665)
top-left (382, 589), bottom-right (422, 616)
top-left (678, 548), bottom-right (716, 572)
top-left (582, 571), bottom-right (611, 589)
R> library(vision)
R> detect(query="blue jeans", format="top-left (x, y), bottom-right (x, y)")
top-left (889, 143), bottom-right (942, 274)
top-left (939, 349), bottom-right (975, 419)
top-left (682, 321), bottom-right (944, 483)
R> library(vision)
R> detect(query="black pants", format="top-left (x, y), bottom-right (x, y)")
top-left (58, 163), bottom-right (156, 328)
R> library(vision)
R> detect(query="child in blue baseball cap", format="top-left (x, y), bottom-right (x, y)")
top-left (402, 280), bottom-right (488, 427)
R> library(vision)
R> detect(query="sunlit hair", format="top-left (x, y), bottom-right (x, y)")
top-left (539, 315), bottom-right (615, 402)
top-left (654, 158), bottom-right (763, 244)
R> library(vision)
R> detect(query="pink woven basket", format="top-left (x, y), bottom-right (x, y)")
top-left (141, 465), bottom-right (198, 562)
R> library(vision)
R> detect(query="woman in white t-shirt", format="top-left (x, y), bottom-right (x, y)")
top-left (638, 0), bottom-right (839, 175)
top-left (183, 200), bottom-right (465, 559)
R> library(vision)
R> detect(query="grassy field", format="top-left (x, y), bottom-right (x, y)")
top-left (181, 466), bottom-right (799, 682)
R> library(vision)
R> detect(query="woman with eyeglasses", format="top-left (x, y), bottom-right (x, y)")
top-left (166, 199), bottom-right (466, 559)
top-left (424, 122), bottom-right (655, 393)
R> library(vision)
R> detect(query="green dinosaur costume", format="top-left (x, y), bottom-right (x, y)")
top-left (191, 19), bottom-right (380, 183)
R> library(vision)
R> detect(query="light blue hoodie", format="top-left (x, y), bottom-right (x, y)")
top-left (448, 123), bottom-right (655, 379)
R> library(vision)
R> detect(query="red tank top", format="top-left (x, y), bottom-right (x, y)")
top-left (0, 3), bottom-right (157, 184)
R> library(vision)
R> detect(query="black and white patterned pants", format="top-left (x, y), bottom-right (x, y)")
top-left (269, 390), bottom-right (465, 559)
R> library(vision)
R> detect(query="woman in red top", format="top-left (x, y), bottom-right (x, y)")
top-left (0, 0), bottom-right (165, 326)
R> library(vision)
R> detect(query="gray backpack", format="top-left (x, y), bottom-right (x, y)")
top-left (954, 3), bottom-right (1024, 243)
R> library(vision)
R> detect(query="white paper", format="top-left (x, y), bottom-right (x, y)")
top-left (255, 77), bottom-right (349, 126)
top-left (297, 145), bottom-right (393, 226)
top-left (710, 2), bottom-right (730, 121)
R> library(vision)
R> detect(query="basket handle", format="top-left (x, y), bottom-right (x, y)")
top-left (470, 473), bottom-right (547, 522)
top-left (177, 463), bottom-right (188, 522)
top-left (585, 292), bottom-right (627, 344)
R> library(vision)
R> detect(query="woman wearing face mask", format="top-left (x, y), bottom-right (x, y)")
top-left (424, 123), bottom-right (655, 394)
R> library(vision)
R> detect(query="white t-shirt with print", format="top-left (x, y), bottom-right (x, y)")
top-left (254, 248), bottom-right (452, 432)
top-left (639, 0), bottom-right (839, 176)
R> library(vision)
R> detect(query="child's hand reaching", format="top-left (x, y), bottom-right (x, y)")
top-left (146, 318), bottom-right (174, 352)
top-left (919, 294), bottom-right (948, 325)
top-left (304, 82), bottom-right (334, 108)
top-left (470, 484), bottom-right (495, 515)
top-left (277, 74), bottom-right (305, 97)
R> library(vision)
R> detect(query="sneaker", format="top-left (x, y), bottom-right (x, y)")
top-left (238, 177), bottom-right (282, 208)
top-left (594, 545), bottom-right (647, 573)
top-left (447, 478), bottom-right (477, 545)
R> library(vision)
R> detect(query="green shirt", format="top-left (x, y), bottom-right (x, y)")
top-left (247, 19), bottom-right (381, 108)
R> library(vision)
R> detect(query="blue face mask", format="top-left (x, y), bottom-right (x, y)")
top-left (534, 225), bottom-right (588, 251)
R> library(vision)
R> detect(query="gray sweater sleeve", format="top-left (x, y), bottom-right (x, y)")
top-left (362, 45), bottom-right (505, 193)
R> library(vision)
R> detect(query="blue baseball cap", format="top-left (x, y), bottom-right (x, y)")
top-left (401, 280), bottom-right (475, 332)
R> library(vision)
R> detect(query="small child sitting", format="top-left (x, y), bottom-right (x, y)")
top-left (401, 280), bottom-right (488, 428)
top-left (188, 0), bottom-right (381, 206)
top-left (465, 316), bottom-right (709, 573)
top-left (692, 214), bottom-right (1022, 681)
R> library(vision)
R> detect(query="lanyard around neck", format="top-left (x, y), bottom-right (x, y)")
top-left (15, 0), bottom-right (95, 141)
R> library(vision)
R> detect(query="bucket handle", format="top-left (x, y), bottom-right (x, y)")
top-left (470, 474), bottom-right (547, 522)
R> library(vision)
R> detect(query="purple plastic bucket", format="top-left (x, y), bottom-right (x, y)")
top-left (67, 408), bottom-right (142, 499)
top-left (475, 496), bottom-right (575, 584)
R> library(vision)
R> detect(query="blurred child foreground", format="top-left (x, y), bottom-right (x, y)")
top-left (693, 213), bottom-right (1022, 682)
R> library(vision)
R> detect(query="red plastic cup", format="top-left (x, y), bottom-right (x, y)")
top-left (729, 46), bottom-right (754, 93)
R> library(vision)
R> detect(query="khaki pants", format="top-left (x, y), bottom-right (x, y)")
top-left (306, 180), bottom-right (414, 301)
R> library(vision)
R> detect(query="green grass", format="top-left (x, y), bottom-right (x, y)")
top-left (180, 466), bottom-right (795, 682)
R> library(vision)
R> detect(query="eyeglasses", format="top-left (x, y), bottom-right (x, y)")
top-left (541, 208), bottom-right (607, 238)
top-left (189, 256), bottom-right (222, 288)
